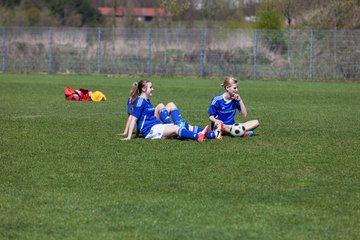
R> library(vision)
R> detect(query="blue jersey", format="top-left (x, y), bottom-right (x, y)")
top-left (132, 97), bottom-right (161, 137)
top-left (208, 94), bottom-right (241, 125)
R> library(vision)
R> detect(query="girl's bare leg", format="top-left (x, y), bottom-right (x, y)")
top-left (243, 119), bottom-right (259, 131)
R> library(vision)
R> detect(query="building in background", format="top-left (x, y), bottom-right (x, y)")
top-left (97, 7), bottom-right (173, 22)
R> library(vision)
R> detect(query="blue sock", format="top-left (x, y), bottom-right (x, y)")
top-left (178, 127), bottom-right (197, 140)
top-left (193, 125), bottom-right (200, 133)
top-left (171, 108), bottom-right (183, 122)
top-left (159, 108), bottom-right (172, 124)
top-left (193, 126), bottom-right (215, 139)
top-left (206, 131), bottom-right (215, 139)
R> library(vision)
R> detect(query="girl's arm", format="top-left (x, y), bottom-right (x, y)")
top-left (209, 115), bottom-right (218, 123)
top-left (234, 94), bottom-right (248, 117)
top-left (209, 115), bottom-right (223, 126)
top-left (121, 116), bottom-right (137, 140)
top-left (120, 114), bottom-right (132, 135)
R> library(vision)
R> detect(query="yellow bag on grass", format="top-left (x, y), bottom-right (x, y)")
top-left (91, 91), bottom-right (107, 102)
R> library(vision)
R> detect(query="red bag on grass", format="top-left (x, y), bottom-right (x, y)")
top-left (64, 86), bottom-right (92, 101)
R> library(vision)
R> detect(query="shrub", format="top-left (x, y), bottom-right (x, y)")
top-left (255, 0), bottom-right (283, 30)
top-left (255, 1), bottom-right (286, 53)
top-left (25, 7), bottom-right (41, 26)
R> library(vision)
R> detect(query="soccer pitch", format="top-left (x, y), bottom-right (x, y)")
top-left (0, 73), bottom-right (359, 239)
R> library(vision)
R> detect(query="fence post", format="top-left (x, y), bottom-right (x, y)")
top-left (310, 30), bottom-right (314, 80)
top-left (48, 28), bottom-right (53, 72)
top-left (253, 30), bottom-right (258, 80)
top-left (287, 27), bottom-right (291, 65)
top-left (147, 28), bottom-right (153, 75)
top-left (2, 28), bottom-right (6, 72)
top-left (333, 28), bottom-right (337, 79)
top-left (199, 28), bottom-right (207, 77)
top-left (333, 28), bottom-right (337, 64)
top-left (97, 28), bottom-right (102, 73)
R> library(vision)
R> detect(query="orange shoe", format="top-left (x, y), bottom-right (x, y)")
top-left (197, 125), bottom-right (210, 142)
top-left (243, 130), bottom-right (254, 137)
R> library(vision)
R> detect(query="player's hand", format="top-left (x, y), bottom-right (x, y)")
top-left (215, 120), bottom-right (223, 126)
top-left (233, 94), bottom-right (241, 101)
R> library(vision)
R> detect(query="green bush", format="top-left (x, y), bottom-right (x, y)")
top-left (25, 7), bottom-right (41, 26)
top-left (255, 1), bottom-right (286, 52)
top-left (255, 1), bottom-right (283, 30)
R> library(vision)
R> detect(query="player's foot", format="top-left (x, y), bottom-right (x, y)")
top-left (243, 130), bottom-right (254, 137)
top-left (214, 121), bottom-right (224, 140)
top-left (197, 125), bottom-right (210, 142)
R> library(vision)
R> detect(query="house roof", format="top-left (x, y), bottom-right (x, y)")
top-left (98, 7), bottom-right (125, 17)
top-left (98, 7), bottom-right (172, 18)
top-left (132, 8), bottom-right (173, 17)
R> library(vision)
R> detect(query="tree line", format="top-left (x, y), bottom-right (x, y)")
top-left (0, 0), bottom-right (359, 29)
top-left (0, 0), bottom-right (103, 27)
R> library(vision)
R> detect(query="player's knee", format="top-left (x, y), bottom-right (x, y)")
top-left (157, 103), bottom-right (165, 109)
top-left (166, 102), bottom-right (176, 111)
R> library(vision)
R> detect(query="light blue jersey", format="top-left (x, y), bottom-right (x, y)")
top-left (208, 93), bottom-right (241, 126)
top-left (132, 97), bottom-right (161, 137)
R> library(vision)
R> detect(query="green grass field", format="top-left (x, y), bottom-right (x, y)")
top-left (1, 73), bottom-right (359, 239)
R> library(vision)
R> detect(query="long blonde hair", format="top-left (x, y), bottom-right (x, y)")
top-left (221, 76), bottom-right (238, 90)
top-left (129, 79), bottom-right (151, 113)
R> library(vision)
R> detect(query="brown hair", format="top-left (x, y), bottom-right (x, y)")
top-left (129, 79), bottom-right (151, 113)
top-left (221, 76), bottom-right (238, 90)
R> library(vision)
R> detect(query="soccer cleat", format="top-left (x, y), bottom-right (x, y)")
top-left (214, 121), bottom-right (224, 140)
top-left (243, 130), bottom-right (254, 137)
top-left (197, 125), bottom-right (210, 142)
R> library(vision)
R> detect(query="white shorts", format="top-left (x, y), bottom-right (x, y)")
top-left (145, 124), bottom-right (168, 140)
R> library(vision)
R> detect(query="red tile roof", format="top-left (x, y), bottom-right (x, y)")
top-left (98, 7), bottom-right (125, 17)
top-left (98, 7), bottom-right (172, 18)
top-left (131, 8), bottom-right (173, 17)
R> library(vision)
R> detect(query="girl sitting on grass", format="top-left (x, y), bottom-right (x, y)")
top-left (209, 76), bottom-right (259, 137)
top-left (121, 79), bottom-right (210, 142)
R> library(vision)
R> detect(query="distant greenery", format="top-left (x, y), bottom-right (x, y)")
top-left (254, 1), bottom-right (286, 52)
top-left (0, 0), bottom-right (21, 7)
top-left (1, 0), bottom-right (360, 28)
top-left (0, 0), bottom-right (103, 26)
top-left (49, 0), bottom-right (103, 26)
top-left (255, 1), bottom-right (283, 30)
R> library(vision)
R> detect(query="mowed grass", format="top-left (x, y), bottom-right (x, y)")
top-left (0, 73), bottom-right (359, 239)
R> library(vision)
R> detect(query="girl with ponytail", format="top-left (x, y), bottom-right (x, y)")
top-left (121, 82), bottom-right (140, 136)
top-left (121, 80), bottom-right (210, 142)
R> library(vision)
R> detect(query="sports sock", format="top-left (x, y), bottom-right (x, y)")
top-left (192, 125), bottom-right (199, 133)
top-left (206, 131), bottom-right (215, 139)
top-left (193, 126), bottom-right (215, 139)
top-left (178, 127), bottom-right (197, 140)
top-left (159, 108), bottom-right (172, 124)
top-left (170, 108), bottom-right (183, 122)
